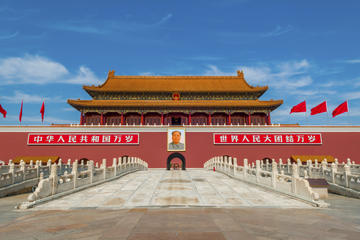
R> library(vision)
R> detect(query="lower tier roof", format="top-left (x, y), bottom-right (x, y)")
top-left (68, 99), bottom-right (283, 111)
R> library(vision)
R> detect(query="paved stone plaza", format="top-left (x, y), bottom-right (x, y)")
top-left (0, 170), bottom-right (359, 239)
top-left (36, 169), bottom-right (310, 209)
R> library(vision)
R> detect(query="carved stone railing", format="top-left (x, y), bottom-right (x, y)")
top-left (257, 157), bottom-right (360, 198)
top-left (204, 156), bottom-right (328, 207)
top-left (0, 158), bottom-right (90, 197)
top-left (19, 156), bottom-right (147, 209)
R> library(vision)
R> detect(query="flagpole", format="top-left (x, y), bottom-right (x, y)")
top-left (42, 99), bottom-right (45, 126)
top-left (325, 97), bottom-right (330, 126)
top-left (304, 98), bottom-right (307, 125)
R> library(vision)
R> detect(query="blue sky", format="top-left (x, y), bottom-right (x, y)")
top-left (0, 0), bottom-right (359, 126)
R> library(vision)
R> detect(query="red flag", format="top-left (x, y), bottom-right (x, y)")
top-left (332, 101), bottom-right (349, 118)
top-left (0, 104), bottom-right (7, 118)
top-left (290, 101), bottom-right (306, 113)
top-left (40, 101), bottom-right (45, 122)
top-left (19, 100), bottom-right (23, 123)
top-left (311, 101), bottom-right (327, 115)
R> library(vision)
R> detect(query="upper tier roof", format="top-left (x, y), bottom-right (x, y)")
top-left (83, 70), bottom-right (268, 94)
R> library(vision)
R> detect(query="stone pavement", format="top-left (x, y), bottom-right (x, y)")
top-left (0, 170), bottom-right (359, 239)
top-left (35, 169), bottom-right (310, 209)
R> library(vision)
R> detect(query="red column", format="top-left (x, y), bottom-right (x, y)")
top-left (267, 113), bottom-right (271, 125)
top-left (140, 113), bottom-right (144, 125)
top-left (100, 113), bottom-right (104, 125)
top-left (208, 113), bottom-right (212, 125)
top-left (189, 113), bottom-right (192, 125)
top-left (121, 112), bottom-right (124, 125)
top-left (248, 113), bottom-right (251, 125)
top-left (80, 113), bottom-right (84, 125)
top-left (228, 113), bottom-right (231, 125)
top-left (161, 113), bottom-right (164, 125)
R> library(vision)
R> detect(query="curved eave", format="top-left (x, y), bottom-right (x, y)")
top-left (83, 86), bottom-right (268, 94)
top-left (68, 99), bottom-right (283, 111)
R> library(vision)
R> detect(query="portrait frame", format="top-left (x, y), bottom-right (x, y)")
top-left (167, 128), bottom-right (186, 152)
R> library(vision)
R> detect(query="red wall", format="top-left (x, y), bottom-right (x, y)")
top-left (0, 131), bottom-right (359, 167)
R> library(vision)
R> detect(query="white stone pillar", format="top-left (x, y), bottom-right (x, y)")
top-left (72, 160), bottom-right (78, 188)
top-left (291, 163), bottom-right (299, 194)
top-left (102, 158), bottom-right (107, 180)
top-left (88, 160), bottom-right (94, 183)
top-left (330, 162), bottom-right (337, 183)
top-left (233, 157), bottom-right (237, 176)
top-left (347, 158), bottom-right (351, 166)
top-left (223, 156), bottom-right (228, 173)
top-left (255, 160), bottom-right (260, 183)
top-left (219, 156), bottom-right (224, 172)
top-left (20, 160), bottom-right (26, 181)
top-left (35, 160), bottom-right (40, 178)
top-left (321, 160), bottom-right (327, 177)
top-left (287, 159), bottom-right (291, 174)
top-left (58, 158), bottom-right (62, 175)
top-left (113, 158), bottom-right (117, 177)
top-left (272, 162), bottom-right (278, 188)
top-left (67, 159), bottom-right (71, 169)
top-left (243, 158), bottom-right (248, 179)
top-left (228, 157), bottom-right (232, 175)
top-left (344, 164), bottom-right (350, 188)
top-left (9, 162), bottom-right (15, 184)
top-left (50, 164), bottom-right (58, 195)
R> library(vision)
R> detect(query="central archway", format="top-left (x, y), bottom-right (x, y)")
top-left (167, 152), bottom-right (186, 170)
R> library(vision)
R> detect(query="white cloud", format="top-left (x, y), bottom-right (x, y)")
top-left (156, 13), bottom-right (173, 25)
top-left (261, 25), bottom-right (294, 37)
top-left (203, 59), bottom-right (313, 89)
top-left (62, 107), bottom-right (77, 112)
top-left (238, 66), bottom-right (271, 84)
top-left (347, 107), bottom-right (360, 116)
top-left (203, 65), bottom-right (233, 76)
top-left (139, 72), bottom-right (156, 76)
top-left (0, 55), bottom-right (101, 85)
top-left (66, 66), bottom-right (100, 85)
top-left (0, 31), bottom-right (18, 40)
top-left (2, 91), bottom-right (64, 103)
top-left (345, 59), bottom-right (360, 64)
top-left (292, 89), bottom-right (336, 96)
top-left (344, 91), bottom-right (360, 100)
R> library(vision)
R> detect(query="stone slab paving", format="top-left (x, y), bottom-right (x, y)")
top-left (35, 169), bottom-right (311, 209)
top-left (0, 206), bottom-right (360, 239)
top-left (0, 180), bottom-right (360, 239)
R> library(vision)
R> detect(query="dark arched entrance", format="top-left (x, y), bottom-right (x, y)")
top-left (167, 152), bottom-right (186, 170)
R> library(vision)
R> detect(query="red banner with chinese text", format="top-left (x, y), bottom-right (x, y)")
top-left (213, 133), bottom-right (322, 145)
top-left (28, 133), bottom-right (139, 145)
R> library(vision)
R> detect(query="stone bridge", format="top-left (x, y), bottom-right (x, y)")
top-left (34, 169), bottom-right (310, 210)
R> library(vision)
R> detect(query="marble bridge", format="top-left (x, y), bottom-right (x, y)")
top-left (35, 169), bottom-right (310, 210)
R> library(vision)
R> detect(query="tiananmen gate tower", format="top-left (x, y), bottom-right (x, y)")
top-left (0, 70), bottom-right (359, 169)
top-left (67, 70), bottom-right (282, 126)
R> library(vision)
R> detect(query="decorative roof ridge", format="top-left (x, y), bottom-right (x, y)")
top-left (68, 99), bottom-right (283, 103)
top-left (83, 69), bottom-right (267, 90)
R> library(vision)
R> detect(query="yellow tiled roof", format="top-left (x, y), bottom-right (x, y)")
top-left (83, 70), bottom-right (268, 93)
